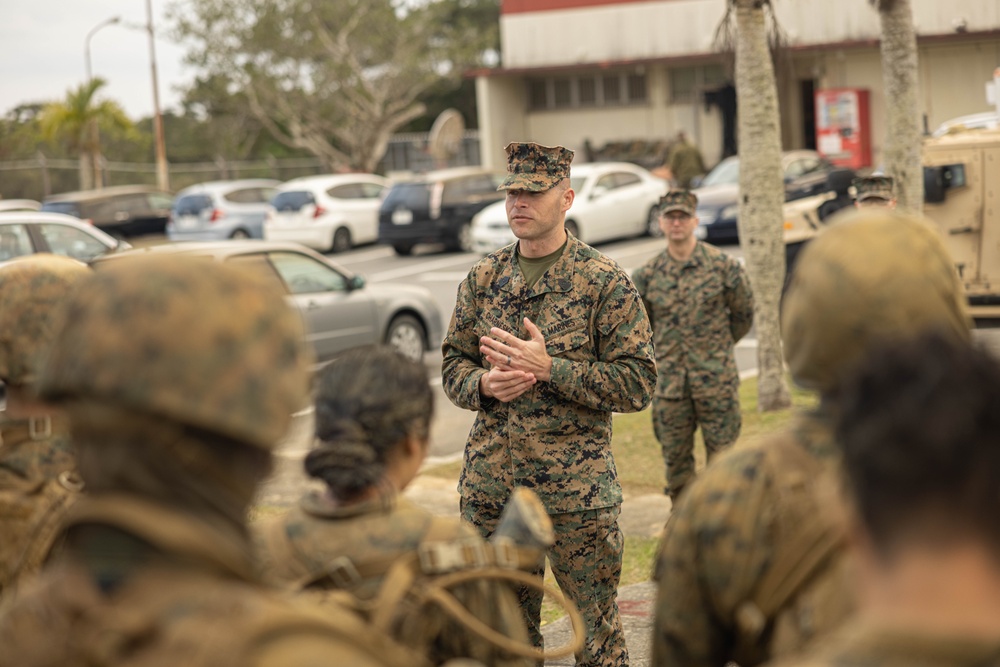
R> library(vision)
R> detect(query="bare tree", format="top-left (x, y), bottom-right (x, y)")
top-left (171, 0), bottom-right (460, 173)
top-left (871, 0), bottom-right (923, 213)
top-left (717, 0), bottom-right (792, 411)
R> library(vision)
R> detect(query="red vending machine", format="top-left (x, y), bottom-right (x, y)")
top-left (815, 88), bottom-right (872, 169)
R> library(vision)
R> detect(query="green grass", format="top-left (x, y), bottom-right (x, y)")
top-left (422, 375), bottom-right (818, 624)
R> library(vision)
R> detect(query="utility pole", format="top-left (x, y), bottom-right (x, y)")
top-left (146, 0), bottom-right (170, 191)
top-left (84, 16), bottom-right (120, 190)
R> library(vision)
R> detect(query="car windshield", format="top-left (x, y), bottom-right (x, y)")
top-left (272, 191), bottom-right (314, 212)
top-left (40, 202), bottom-right (81, 217)
top-left (700, 158), bottom-right (740, 187)
top-left (382, 183), bottom-right (431, 210)
top-left (174, 194), bottom-right (212, 215)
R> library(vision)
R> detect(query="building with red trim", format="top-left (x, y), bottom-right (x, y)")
top-left (472, 0), bottom-right (999, 172)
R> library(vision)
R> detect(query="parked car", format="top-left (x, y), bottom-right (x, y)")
top-left (0, 211), bottom-right (130, 263)
top-left (167, 179), bottom-right (280, 241)
top-left (0, 199), bottom-right (41, 212)
top-left (378, 166), bottom-right (505, 255)
top-left (692, 150), bottom-right (852, 244)
top-left (40, 185), bottom-right (173, 239)
top-left (264, 174), bottom-right (391, 253)
top-left (470, 162), bottom-right (668, 254)
top-left (93, 240), bottom-right (443, 365)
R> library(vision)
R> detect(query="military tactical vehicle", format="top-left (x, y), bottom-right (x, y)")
top-left (922, 126), bottom-right (1000, 318)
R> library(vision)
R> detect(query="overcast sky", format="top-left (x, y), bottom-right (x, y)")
top-left (0, 0), bottom-right (191, 120)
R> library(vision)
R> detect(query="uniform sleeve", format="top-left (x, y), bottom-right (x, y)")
top-left (441, 275), bottom-right (490, 411)
top-left (547, 273), bottom-right (656, 413)
top-left (726, 259), bottom-right (754, 343)
top-left (652, 447), bottom-right (773, 667)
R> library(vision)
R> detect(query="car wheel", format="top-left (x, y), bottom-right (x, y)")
top-left (565, 219), bottom-right (580, 240)
top-left (392, 243), bottom-right (414, 256)
top-left (646, 206), bottom-right (663, 238)
top-left (385, 314), bottom-right (426, 363)
top-left (230, 229), bottom-right (250, 240)
top-left (331, 227), bottom-right (352, 253)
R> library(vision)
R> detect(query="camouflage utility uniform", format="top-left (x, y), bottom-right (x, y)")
top-left (668, 138), bottom-right (706, 189)
top-left (652, 212), bottom-right (972, 667)
top-left (0, 256), bottom-right (412, 667)
top-left (632, 240), bottom-right (753, 500)
top-left (780, 620), bottom-right (1000, 667)
top-left (0, 255), bottom-right (88, 595)
top-left (256, 491), bottom-right (532, 666)
top-left (443, 233), bottom-right (656, 667)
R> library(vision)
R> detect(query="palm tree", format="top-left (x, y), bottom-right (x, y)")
top-left (871, 0), bottom-right (922, 213)
top-left (719, 0), bottom-right (791, 411)
top-left (38, 78), bottom-right (132, 190)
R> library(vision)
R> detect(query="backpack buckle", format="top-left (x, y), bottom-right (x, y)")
top-left (418, 540), bottom-right (486, 573)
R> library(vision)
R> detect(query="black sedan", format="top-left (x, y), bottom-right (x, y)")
top-left (693, 150), bottom-right (853, 245)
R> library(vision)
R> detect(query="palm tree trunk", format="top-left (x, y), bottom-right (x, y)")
top-left (79, 154), bottom-right (93, 191)
top-left (876, 0), bottom-right (923, 213)
top-left (735, 0), bottom-right (791, 411)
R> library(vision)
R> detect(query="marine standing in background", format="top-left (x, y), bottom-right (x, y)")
top-left (652, 210), bottom-right (972, 667)
top-left (0, 256), bottom-right (410, 667)
top-left (442, 142), bottom-right (656, 667)
top-left (0, 255), bottom-right (88, 596)
top-left (667, 131), bottom-right (706, 189)
top-left (853, 175), bottom-right (896, 208)
top-left (631, 189), bottom-right (754, 503)
top-left (783, 332), bottom-right (1000, 667)
top-left (255, 345), bottom-right (534, 667)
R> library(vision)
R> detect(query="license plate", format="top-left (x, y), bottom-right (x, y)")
top-left (178, 215), bottom-right (198, 229)
top-left (392, 209), bottom-right (413, 225)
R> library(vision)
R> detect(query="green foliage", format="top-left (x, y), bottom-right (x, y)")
top-left (37, 79), bottom-right (133, 154)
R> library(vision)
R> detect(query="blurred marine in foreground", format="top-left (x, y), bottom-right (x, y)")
top-left (652, 210), bottom-right (971, 666)
top-left (0, 255), bottom-right (88, 597)
top-left (784, 332), bottom-right (1000, 666)
top-left (0, 256), bottom-right (414, 667)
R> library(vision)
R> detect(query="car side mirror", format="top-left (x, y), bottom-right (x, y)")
top-left (348, 274), bottom-right (366, 290)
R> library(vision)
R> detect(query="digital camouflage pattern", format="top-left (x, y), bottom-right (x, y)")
top-left (780, 619), bottom-right (1000, 667)
top-left (782, 210), bottom-right (970, 394)
top-left (442, 233), bottom-right (655, 514)
top-left (0, 254), bottom-right (88, 595)
top-left (255, 493), bottom-right (532, 666)
top-left (852, 175), bottom-right (895, 202)
top-left (632, 241), bottom-right (753, 498)
top-left (463, 501), bottom-right (625, 667)
top-left (37, 255), bottom-right (313, 450)
top-left (497, 142), bottom-right (574, 192)
top-left (442, 233), bottom-right (654, 667)
top-left (653, 211), bottom-right (972, 667)
top-left (0, 254), bottom-right (88, 388)
top-left (657, 189), bottom-right (698, 216)
top-left (0, 496), bottom-right (414, 667)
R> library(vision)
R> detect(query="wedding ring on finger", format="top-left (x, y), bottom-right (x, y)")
top-left (507, 355), bottom-right (512, 366)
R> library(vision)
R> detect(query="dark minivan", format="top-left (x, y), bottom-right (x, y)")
top-left (41, 185), bottom-right (173, 239)
top-left (378, 167), bottom-right (504, 255)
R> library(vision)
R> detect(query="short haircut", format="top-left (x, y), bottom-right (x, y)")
top-left (834, 330), bottom-right (1000, 564)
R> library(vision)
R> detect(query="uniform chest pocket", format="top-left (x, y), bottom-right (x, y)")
top-left (544, 318), bottom-right (592, 360)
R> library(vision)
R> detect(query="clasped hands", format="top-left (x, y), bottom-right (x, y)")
top-left (479, 317), bottom-right (552, 403)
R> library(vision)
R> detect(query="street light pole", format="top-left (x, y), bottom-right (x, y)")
top-left (85, 16), bottom-right (120, 84)
top-left (146, 0), bottom-right (170, 192)
top-left (84, 16), bottom-right (120, 190)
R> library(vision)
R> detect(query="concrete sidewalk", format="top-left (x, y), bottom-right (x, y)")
top-left (402, 474), bottom-right (670, 667)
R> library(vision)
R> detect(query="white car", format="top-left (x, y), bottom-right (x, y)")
top-left (264, 174), bottom-right (391, 253)
top-left (470, 162), bottom-right (667, 254)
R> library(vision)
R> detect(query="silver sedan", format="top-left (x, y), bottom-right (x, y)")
top-left (95, 240), bottom-right (443, 365)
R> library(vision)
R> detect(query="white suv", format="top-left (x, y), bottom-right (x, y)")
top-left (265, 174), bottom-right (391, 253)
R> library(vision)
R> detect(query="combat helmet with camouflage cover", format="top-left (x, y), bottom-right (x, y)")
top-left (37, 254), bottom-right (313, 449)
top-left (0, 254), bottom-right (89, 390)
top-left (781, 209), bottom-right (971, 394)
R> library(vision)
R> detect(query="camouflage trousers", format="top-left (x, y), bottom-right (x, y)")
top-left (462, 500), bottom-right (627, 667)
top-left (652, 391), bottom-right (740, 501)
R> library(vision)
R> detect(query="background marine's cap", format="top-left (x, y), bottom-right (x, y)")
top-left (658, 189), bottom-right (698, 216)
top-left (853, 175), bottom-right (895, 202)
top-left (497, 142), bottom-right (574, 192)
